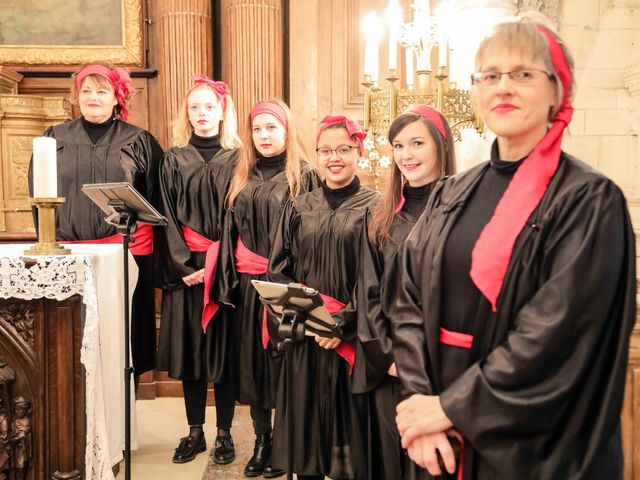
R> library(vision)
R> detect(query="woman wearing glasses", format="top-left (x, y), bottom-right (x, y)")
top-left (352, 105), bottom-right (456, 480)
top-left (213, 99), bottom-right (319, 478)
top-left (388, 14), bottom-right (635, 479)
top-left (268, 115), bottom-right (379, 479)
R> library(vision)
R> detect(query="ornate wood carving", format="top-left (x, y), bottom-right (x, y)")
top-left (221, 0), bottom-right (283, 121)
top-left (0, 303), bottom-right (35, 353)
top-left (156, 0), bottom-right (213, 146)
top-left (0, 69), bottom-right (22, 96)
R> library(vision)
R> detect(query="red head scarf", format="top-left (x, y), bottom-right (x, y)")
top-left (316, 115), bottom-right (366, 156)
top-left (75, 65), bottom-right (135, 121)
top-left (469, 25), bottom-right (574, 311)
top-left (249, 102), bottom-right (288, 129)
top-left (406, 104), bottom-right (448, 139)
top-left (191, 74), bottom-right (231, 112)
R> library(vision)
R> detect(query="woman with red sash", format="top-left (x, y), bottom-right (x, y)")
top-left (28, 64), bottom-right (163, 377)
top-left (213, 99), bottom-right (319, 477)
top-left (388, 14), bottom-right (636, 479)
top-left (154, 75), bottom-right (241, 464)
top-left (352, 105), bottom-right (456, 480)
top-left (268, 115), bottom-right (379, 479)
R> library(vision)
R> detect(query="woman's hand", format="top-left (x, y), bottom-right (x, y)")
top-left (315, 335), bottom-right (342, 349)
top-left (182, 268), bottom-right (205, 286)
top-left (388, 362), bottom-right (398, 377)
top-left (397, 394), bottom-right (454, 447)
top-left (406, 432), bottom-right (457, 476)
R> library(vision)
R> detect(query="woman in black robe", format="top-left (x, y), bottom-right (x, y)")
top-left (268, 115), bottom-right (379, 479)
top-left (213, 99), bottom-right (319, 478)
top-left (155, 75), bottom-right (241, 464)
top-left (28, 64), bottom-right (163, 376)
top-left (388, 14), bottom-right (636, 480)
top-left (353, 105), bottom-right (456, 480)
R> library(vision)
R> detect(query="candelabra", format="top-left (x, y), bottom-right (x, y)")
top-left (360, 0), bottom-right (484, 189)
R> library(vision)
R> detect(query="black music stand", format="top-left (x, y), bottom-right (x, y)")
top-left (252, 280), bottom-right (340, 480)
top-left (82, 182), bottom-right (167, 480)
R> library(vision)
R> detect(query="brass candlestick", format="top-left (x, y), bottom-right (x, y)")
top-left (24, 198), bottom-right (70, 256)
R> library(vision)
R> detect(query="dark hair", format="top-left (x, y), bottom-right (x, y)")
top-left (368, 111), bottom-right (456, 246)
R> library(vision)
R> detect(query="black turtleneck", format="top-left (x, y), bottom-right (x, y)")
top-left (82, 115), bottom-right (116, 144)
top-left (189, 132), bottom-right (222, 161)
top-left (321, 176), bottom-right (360, 210)
top-left (403, 182), bottom-right (435, 219)
top-left (258, 152), bottom-right (286, 181)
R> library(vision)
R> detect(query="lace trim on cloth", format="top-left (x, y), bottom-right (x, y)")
top-left (0, 255), bottom-right (114, 480)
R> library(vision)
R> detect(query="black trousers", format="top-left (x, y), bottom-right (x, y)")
top-left (250, 404), bottom-right (272, 435)
top-left (183, 377), bottom-right (235, 429)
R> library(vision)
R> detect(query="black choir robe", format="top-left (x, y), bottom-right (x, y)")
top-left (29, 118), bottom-right (163, 374)
top-left (154, 143), bottom-right (237, 381)
top-left (386, 152), bottom-right (636, 479)
top-left (268, 182), bottom-right (379, 478)
top-left (213, 163), bottom-right (320, 408)
top-left (352, 186), bottom-right (433, 480)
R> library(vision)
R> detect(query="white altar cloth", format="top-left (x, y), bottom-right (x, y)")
top-left (0, 243), bottom-right (139, 479)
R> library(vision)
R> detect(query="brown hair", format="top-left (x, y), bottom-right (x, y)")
top-left (368, 111), bottom-right (456, 246)
top-left (70, 63), bottom-right (132, 120)
top-left (474, 12), bottom-right (575, 113)
top-left (226, 98), bottom-right (313, 208)
top-left (172, 83), bottom-right (242, 150)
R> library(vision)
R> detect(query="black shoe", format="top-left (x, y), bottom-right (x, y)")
top-left (212, 435), bottom-right (236, 465)
top-left (262, 464), bottom-right (285, 478)
top-left (172, 435), bottom-right (207, 464)
top-left (244, 433), bottom-right (271, 477)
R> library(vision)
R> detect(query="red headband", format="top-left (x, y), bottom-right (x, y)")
top-left (191, 74), bottom-right (230, 112)
top-left (249, 102), bottom-right (288, 129)
top-left (469, 25), bottom-right (574, 311)
top-left (406, 105), bottom-right (448, 139)
top-left (76, 65), bottom-right (134, 121)
top-left (316, 115), bottom-right (366, 156)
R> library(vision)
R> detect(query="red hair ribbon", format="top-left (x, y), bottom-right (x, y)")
top-left (469, 25), bottom-right (574, 311)
top-left (316, 115), bottom-right (366, 156)
top-left (249, 102), bottom-right (288, 129)
top-left (76, 65), bottom-right (135, 121)
top-left (406, 104), bottom-right (448, 139)
top-left (191, 74), bottom-right (231, 112)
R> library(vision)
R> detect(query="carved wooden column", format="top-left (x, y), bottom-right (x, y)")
top-left (156, 0), bottom-right (213, 146)
top-left (221, 0), bottom-right (284, 121)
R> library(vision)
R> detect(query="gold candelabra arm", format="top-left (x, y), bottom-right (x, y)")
top-left (24, 198), bottom-right (70, 256)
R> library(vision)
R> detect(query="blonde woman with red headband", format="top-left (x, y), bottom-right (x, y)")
top-left (28, 63), bottom-right (163, 380)
top-left (212, 99), bottom-right (319, 478)
top-left (352, 105), bottom-right (456, 480)
top-left (387, 14), bottom-right (635, 480)
top-left (155, 75), bottom-right (242, 465)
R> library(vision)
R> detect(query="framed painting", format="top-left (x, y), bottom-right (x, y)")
top-left (0, 0), bottom-right (144, 65)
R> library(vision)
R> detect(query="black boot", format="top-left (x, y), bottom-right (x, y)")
top-left (243, 433), bottom-right (271, 477)
top-left (212, 434), bottom-right (235, 465)
top-left (262, 463), bottom-right (285, 478)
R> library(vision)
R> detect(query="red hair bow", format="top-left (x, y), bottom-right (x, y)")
top-left (317, 115), bottom-right (366, 155)
top-left (191, 74), bottom-right (231, 111)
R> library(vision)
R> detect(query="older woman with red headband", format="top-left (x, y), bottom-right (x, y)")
top-left (155, 75), bottom-right (242, 464)
top-left (387, 13), bottom-right (635, 480)
top-left (29, 63), bottom-right (163, 379)
top-left (268, 115), bottom-right (380, 479)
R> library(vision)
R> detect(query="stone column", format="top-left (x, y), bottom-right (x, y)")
top-left (156, 0), bottom-right (213, 146)
top-left (221, 0), bottom-right (284, 121)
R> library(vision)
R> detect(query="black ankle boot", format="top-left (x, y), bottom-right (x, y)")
top-left (243, 433), bottom-right (271, 477)
top-left (262, 463), bottom-right (285, 478)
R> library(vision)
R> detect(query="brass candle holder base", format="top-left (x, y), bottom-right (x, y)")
top-left (24, 197), bottom-right (70, 256)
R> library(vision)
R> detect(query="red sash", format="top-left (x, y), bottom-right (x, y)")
top-left (181, 226), bottom-right (221, 332)
top-left (63, 223), bottom-right (153, 256)
top-left (317, 292), bottom-right (356, 374)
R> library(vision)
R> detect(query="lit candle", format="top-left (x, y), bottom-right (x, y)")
top-left (406, 47), bottom-right (414, 89)
top-left (439, 41), bottom-right (448, 68)
top-left (363, 12), bottom-right (382, 82)
top-left (32, 136), bottom-right (57, 198)
top-left (387, 0), bottom-right (401, 71)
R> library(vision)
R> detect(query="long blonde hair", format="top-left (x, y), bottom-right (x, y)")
top-left (226, 98), bottom-right (312, 208)
top-left (172, 83), bottom-right (242, 150)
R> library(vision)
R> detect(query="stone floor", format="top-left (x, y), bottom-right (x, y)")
top-left (115, 397), bottom-right (257, 480)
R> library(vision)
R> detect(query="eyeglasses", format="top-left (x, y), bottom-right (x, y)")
top-left (316, 145), bottom-right (359, 159)
top-left (470, 68), bottom-right (554, 86)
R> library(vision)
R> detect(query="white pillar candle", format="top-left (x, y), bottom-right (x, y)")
top-left (439, 40), bottom-right (448, 68)
top-left (32, 136), bottom-right (57, 198)
top-left (387, 0), bottom-right (401, 71)
top-left (406, 47), bottom-right (414, 89)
